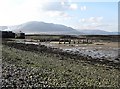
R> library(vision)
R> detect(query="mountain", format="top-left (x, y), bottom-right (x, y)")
top-left (0, 26), bottom-right (8, 30)
top-left (78, 29), bottom-right (119, 35)
top-left (1, 21), bottom-right (82, 35)
top-left (0, 22), bottom-right (119, 35)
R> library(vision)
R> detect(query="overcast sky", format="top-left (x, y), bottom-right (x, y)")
top-left (0, 0), bottom-right (119, 32)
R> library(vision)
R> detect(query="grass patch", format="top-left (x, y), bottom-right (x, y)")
top-left (2, 45), bottom-right (120, 87)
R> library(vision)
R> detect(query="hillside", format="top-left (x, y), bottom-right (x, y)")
top-left (0, 22), bottom-right (119, 35)
top-left (78, 29), bottom-right (119, 35)
top-left (1, 21), bottom-right (82, 35)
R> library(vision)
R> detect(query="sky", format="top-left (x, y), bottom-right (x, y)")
top-left (0, 0), bottom-right (119, 32)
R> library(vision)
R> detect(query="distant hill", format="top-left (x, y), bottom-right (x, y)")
top-left (0, 21), bottom-right (119, 35)
top-left (0, 26), bottom-right (8, 30)
top-left (78, 29), bottom-right (119, 35)
top-left (0, 21), bottom-right (82, 35)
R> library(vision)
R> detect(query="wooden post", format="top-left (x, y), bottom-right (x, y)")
top-left (74, 40), bottom-right (75, 44)
top-left (78, 40), bottom-right (80, 44)
top-left (69, 39), bottom-right (71, 44)
top-left (87, 39), bottom-right (88, 43)
top-left (59, 39), bottom-right (61, 44)
top-left (64, 39), bottom-right (65, 44)
top-left (82, 40), bottom-right (84, 43)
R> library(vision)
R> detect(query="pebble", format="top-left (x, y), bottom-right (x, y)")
top-left (2, 62), bottom-right (50, 88)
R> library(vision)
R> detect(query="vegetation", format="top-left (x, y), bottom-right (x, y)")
top-left (2, 44), bottom-right (120, 88)
top-left (25, 35), bottom-right (61, 40)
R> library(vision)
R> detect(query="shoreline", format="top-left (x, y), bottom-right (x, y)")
top-left (3, 41), bottom-right (120, 70)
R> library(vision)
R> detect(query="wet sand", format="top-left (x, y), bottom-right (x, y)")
top-left (41, 42), bottom-right (120, 63)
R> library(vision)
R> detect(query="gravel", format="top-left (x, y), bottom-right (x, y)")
top-left (2, 62), bottom-right (51, 88)
top-left (2, 43), bottom-right (120, 88)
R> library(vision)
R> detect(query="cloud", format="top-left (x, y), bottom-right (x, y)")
top-left (89, 17), bottom-right (103, 23)
top-left (79, 17), bottom-right (103, 23)
top-left (77, 17), bottom-right (117, 32)
top-left (77, 23), bottom-right (117, 31)
top-left (80, 6), bottom-right (86, 11)
top-left (95, 24), bottom-right (112, 27)
top-left (45, 11), bottom-right (69, 17)
top-left (0, 0), bottom-right (48, 25)
top-left (78, 16), bottom-right (105, 29)
top-left (0, 0), bottom-right (72, 25)
top-left (69, 4), bottom-right (78, 10)
top-left (41, 1), bottom-right (67, 11)
top-left (41, 1), bottom-right (79, 11)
